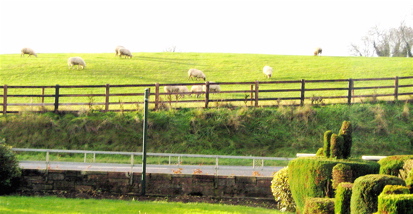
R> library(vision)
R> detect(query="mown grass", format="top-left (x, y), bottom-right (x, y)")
top-left (0, 196), bottom-right (287, 214)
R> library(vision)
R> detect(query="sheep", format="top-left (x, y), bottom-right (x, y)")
top-left (190, 85), bottom-right (204, 97)
top-left (21, 48), bottom-right (37, 57)
top-left (203, 82), bottom-right (221, 93)
top-left (115, 45), bottom-right (125, 56)
top-left (314, 47), bottom-right (322, 56)
top-left (118, 48), bottom-right (132, 58)
top-left (188, 68), bottom-right (206, 81)
top-left (164, 85), bottom-right (188, 99)
top-left (263, 65), bottom-right (273, 78)
top-left (67, 57), bottom-right (86, 69)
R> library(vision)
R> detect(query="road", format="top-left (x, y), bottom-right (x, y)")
top-left (19, 161), bottom-right (284, 177)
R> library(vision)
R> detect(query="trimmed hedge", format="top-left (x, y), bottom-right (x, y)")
top-left (332, 163), bottom-right (352, 189)
top-left (377, 194), bottom-right (413, 214)
top-left (0, 139), bottom-right (21, 195)
top-left (350, 174), bottom-right (405, 214)
top-left (381, 185), bottom-right (410, 195)
top-left (270, 167), bottom-right (296, 212)
top-left (288, 157), bottom-right (379, 213)
top-left (303, 198), bottom-right (334, 214)
top-left (378, 155), bottom-right (413, 176)
top-left (335, 182), bottom-right (353, 214)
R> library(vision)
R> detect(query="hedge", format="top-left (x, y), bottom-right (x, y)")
top-left (335, 182), bottom-right (353, 214)
top-left (377, 194), bottom-right (413, 214)
top-left (378, 155), bottom-right (413, 176)
top-left (303, 198), bottom-right (334, 214)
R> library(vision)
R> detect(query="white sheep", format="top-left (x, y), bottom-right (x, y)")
top-left (67, 57), bottom-right (86, 69)
top-left (177, 86), bottom-right (189, 97)
top-left (188, 68), bottom-right (206, 81)
top-left (263, 66), bottom-right (273, 78)
top-left (203, 82), bottom-right (221, 93)
top-left (115, 45), bottom-right (125, 56)
top-left (314, 47), bottom-right (322, 56)
top-left (164, 85), bottom-right (188, 98)
top-left (21, 48), bottom-right (37, 57)
top-left (190, 85), bottom-right (204, 97)
top-left (118, 48), bottom-right (132, 58)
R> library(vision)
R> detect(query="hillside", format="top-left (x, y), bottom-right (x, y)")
top-left (1, 53), bottom-right (412, 86)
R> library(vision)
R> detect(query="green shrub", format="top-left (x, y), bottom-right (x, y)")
top-left (323, 130), bottom-right (333, 157)
top-left (332, 163), bottom-right (352, 189)
top-left (378, 155), bottom-right (413, 176)
top-left (400, 159), bottom-right (413, 180)
top-left (303, 198), bottom-right (334, 214)
top-left (270, 167), bottom-right (296, 212)
top-left (381, 185), bottom-right (410, 195)
top-left (330, 134), bottom-right (344, 159)
top-left (377, 194), bottom-right (413, 214)
top-left (288, 157), bottom-right (379, 213)
top-left (338, 121), bottom-right (352, 159)
top-left (0, 138), bottom-right (21, 195)
top-left (350, 174), bottom-right (406, 214)
top-left (335, 182), bottom-right (353, 214)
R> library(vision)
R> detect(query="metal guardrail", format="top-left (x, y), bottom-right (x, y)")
top-left (12, 148), bottom-right (294, 172)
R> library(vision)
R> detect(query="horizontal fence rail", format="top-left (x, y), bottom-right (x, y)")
top-left (12, 148), bottom-right (294, 175)
top-left (2, 76), bottom-right (413, 114)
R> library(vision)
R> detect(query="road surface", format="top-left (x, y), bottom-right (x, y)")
top-left (19, 161), bottom-right (284, 177)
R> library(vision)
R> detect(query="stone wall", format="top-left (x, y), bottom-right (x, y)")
top-left (17, 169), bottom-right (273, 199)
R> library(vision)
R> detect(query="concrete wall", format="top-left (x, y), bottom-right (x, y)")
top-left (17, 169), bottom-right (274, 199)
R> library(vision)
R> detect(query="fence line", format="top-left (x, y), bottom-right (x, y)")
top-left (2, 76), bottom-right (413, 114)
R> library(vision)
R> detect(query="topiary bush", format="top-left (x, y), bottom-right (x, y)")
top-left (323, 130), bottom-right (333, 157)
top-left (377, 186), bottom-right (413, 214)
top-left (350, 174), bottom-right (406, 214)
top-left (288, 157), bottom-right (379, 213)
top-left (270, 167), bottom-right (296, 212)
top-left (338, 121), bottom-right (352, 159)
top-left (330, 134), bottom-right (344, 159)
top-left (303, 197), bottom-right (334, 214)
top-left (378, 155), bottom-right (413, 176)
top-left (335, 182), bottom-right (353, 214)
top-left (0, 138), bottom-right (21, 195)
top-left (381, 185), bottom-right (410, 195)
top-left (332, 163), bottom-right (352, 189)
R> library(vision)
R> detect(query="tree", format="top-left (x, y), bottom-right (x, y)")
top-left (350, 22), bottom-right (413, 57)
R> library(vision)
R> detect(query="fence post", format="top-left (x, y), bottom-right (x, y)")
top-left (3, 85), bottom-right (7, 115)
top-left (300, 79), bottom-right (305, 106)
top-left (205, 81), bottom-right (210, 108)
top-left (105, 84), bottom-right (110, 112)
top-left (41, 87), bottom-right (45, 104)
top-left (254, 81), bottom-right (259, 107)
top-left (348, 79), bottom-right (353, 105)
top-left (54, 85), bottom-right (60, 113)
top-left (394, 76), bottom-right (399, 101)
top-left (155, 83), bottom-right (159, 110)
top-left (250, 85), bottom-right (254, 106)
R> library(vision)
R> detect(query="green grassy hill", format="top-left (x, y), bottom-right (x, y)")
top-left (1, 52), bottom-right (412, 86)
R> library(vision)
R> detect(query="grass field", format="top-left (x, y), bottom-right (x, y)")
top-left (0, 196), bottom-right (286, 214)
top-left (1, 52), bottom-right (412, 111)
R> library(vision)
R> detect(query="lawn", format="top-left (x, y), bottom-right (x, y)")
top-left (0, 196), bottom-right (287, 214)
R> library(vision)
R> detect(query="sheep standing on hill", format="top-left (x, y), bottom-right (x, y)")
top-left (203, 82), bottom-right (221, 93)
top-left (115, 46), bottom-right (125, 56)
top-left (118, 48), bottom-right (132, 58)
top-left (191, 85), bottom-right (204, 97)
top-left (314, 47), bottom-right (322, 56)
top-left (164, 85), bottom-right (188, 99)
top-left (263, 66), bottom-right (273, 78)
top-left (188, 68), bottom-right (206, 81)
top-left (21, 48), bottom-right (37, 57)
top-left (67, 57), bottom-right (86, 69)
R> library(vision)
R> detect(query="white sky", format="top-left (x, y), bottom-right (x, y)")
top-left (0, 0), bottom-right (412, 56)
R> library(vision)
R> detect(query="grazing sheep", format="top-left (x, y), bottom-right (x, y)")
top-left (67, 57), bottom-right (86, 69)
top-left (115, 45), bottom-right (125, 56)
top-left (177, 86), bottom-right (189, 97)
top-left (314, 47), bottom-right (322, 56)
top-left (21, 48), bottom-right (37, 57)
top-left (118, 48), bottom-right (132, 58)
top-left (188, 68), bottom-right (206, 81)
top-left (263, 65), bottom-right (273, 78)
top-left (203, 82), bottom-right (221, 93)
top-left (164, 85), bottom-right (188, 98)
top-left (190, 85), bottom-right (204, 97)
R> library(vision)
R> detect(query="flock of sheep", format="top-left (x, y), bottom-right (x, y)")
top-left (20, 46), bottom-right (322, 98)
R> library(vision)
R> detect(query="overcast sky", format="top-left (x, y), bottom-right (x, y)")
top-left (0, 0), bottom-right (412, 56)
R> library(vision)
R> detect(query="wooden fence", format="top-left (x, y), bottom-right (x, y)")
top-left (1, 76), bottom-right (412, 114)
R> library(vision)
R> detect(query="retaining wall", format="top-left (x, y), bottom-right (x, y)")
top-left (17, 169), bottom-right (273, 199)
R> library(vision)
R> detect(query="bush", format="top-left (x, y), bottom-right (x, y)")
top-left (381, 185), bottom-right (410, 195)
top-left (377, 194), bottom-right (413, 214)
top-left (335, 182), bottom-right (353, 214)
top-left (288, 157), bottom-right (379, 213)
top-left (303, 198), bottom-right (334, 214)
top-left (332, 163), bottom-right (352, 189)
top-left (338, 121), bottom-right (352, 159)
top-left (350, 174), bottom-right (405, 214)
top-left (378, 155), bottom-right (413, 176)
top-left (270, 167), bottom-right (296, 212)
top-left (0, 138), bottom-right (21, 195)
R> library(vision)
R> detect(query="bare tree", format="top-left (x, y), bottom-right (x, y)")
top-left (350, 22), bottom-right (413, 57)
